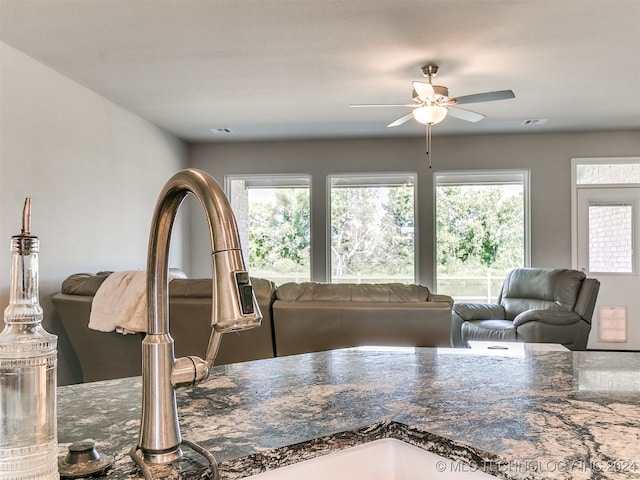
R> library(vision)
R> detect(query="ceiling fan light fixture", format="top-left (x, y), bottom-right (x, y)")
top-left (412, 105), bottom-right (448, 125)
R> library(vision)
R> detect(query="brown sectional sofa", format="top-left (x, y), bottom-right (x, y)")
top-left (52, 272), bottom-right (277, 382)
top-left (272, 281), bottom-right (454, 356)
top-left (52, 273), bottom-right (454, 383)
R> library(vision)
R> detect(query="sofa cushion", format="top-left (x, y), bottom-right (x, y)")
top-left (500, 268), bottom-right (585, 320)
top-left (61, 271), bottom-right (271, 301)
top-left (462, 319), bottom-right (517, 342)
top-left (169, 278), bottom-right (212, 298)
top-left (61, 269), bottom-right (189, 297)
top-left (275, 282), bottom-right (430, 302)
top-left (61, 273), bottom-right (111, 296)
top-left (169, 277), bottom-right (276, 304)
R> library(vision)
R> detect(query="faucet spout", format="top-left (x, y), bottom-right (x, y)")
top-left (133, 169), bottom-right (262, 469)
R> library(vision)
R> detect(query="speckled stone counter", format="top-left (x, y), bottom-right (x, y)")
top-left (57, 348), bottom-right (640, 479)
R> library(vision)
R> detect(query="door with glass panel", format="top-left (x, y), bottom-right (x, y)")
top-left (576, 187), bottom-right (640, 350)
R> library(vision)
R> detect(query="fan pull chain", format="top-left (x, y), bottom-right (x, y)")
top-left (426, 124), bottom-right (432, 169)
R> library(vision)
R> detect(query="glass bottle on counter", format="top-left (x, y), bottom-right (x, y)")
top-left (0, 198), bottom-right (58, 480)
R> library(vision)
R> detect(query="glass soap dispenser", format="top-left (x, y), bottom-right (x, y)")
top-left (0, 198), bottom-right (59, 480)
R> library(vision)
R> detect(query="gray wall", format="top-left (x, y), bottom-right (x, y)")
top-left (2, 40), bottom-right (639, 383)
top-left (0, 42), bottom-right (189, 384)
top-left (190, 131), bottom-right (640, 287)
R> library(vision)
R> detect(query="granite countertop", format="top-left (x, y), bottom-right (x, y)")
top-left (57, 347), bottom-right (640, 480)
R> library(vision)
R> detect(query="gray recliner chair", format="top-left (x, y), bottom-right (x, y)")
top-left (451, 268), bottom-right (599, 350)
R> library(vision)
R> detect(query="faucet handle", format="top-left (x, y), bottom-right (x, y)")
top-left (171, 356), bottom-right (209, 387)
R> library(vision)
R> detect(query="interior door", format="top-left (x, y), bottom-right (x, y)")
top-left (576, 187), bottom-right (640, 350)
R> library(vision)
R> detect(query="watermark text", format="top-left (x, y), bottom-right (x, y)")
top-left (435, 459), bottom-right (638, 475)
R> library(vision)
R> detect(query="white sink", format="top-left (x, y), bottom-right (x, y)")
top-left (244, 438), bottom-right (497, 479)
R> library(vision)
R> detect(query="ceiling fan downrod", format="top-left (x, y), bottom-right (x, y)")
top-left (421, 64), bottom-right (439, 80)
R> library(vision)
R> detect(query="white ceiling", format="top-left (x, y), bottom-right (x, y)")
top-left (1, 0), bottom-right (639, 142)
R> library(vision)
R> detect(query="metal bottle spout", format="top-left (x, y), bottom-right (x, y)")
top-left (130, 169), bottom-right (262, 476)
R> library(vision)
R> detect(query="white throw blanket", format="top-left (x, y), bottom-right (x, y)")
top-left (88, 270), bottom-right (175, 334)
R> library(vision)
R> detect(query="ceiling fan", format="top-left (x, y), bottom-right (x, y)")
top-left (350, 64), bottom-right (515, 167)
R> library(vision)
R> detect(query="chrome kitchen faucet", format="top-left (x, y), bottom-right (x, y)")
top-left (130, 169), bottom-right (262, 479)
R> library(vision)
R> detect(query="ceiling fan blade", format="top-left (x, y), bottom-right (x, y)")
top-left (450, 89), bottom-right (515, 105)
top-left (387, 112), bottom-right (415, 127)
top-left (349, 103), bottom-right (416, 108)
top-left (412, 81), bottom-right (435, 101)
top-left (447, 106), bottom-right (486, 123)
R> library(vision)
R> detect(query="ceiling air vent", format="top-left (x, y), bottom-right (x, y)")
top-left (209, 128), bottom-right (233, 134)
top-left (521, 119), bottom-right (548, 126)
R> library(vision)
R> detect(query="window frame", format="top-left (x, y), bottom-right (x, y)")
top-left (433, 169), bottom-right (531, 299)
top-left (225, 173), bottom-right (312, 284)
top-left (327, 172), bottom-right (418, 284)
top-left (570, 156), bottom-right (640, 268)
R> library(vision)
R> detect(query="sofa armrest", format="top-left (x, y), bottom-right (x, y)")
top-left (451, 303), bottom-right (505, 347)
top-left (513, 309), bottom-right (582, 327)
top-left (428, 293), bottom-right (454, 308)
top-left (452, 303), bottom-right (505, 321)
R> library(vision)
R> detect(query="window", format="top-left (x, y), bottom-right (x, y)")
top-left (329, 173), bottom-right (416, 283)
top-left (435, 170), bottom-right (530, 302)
top-left (577, 163), bottom-right (640, 184)
top-left (588, 203), bottom-right (634, 273)
top-left (227, 175), bottom-right (311, 284)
